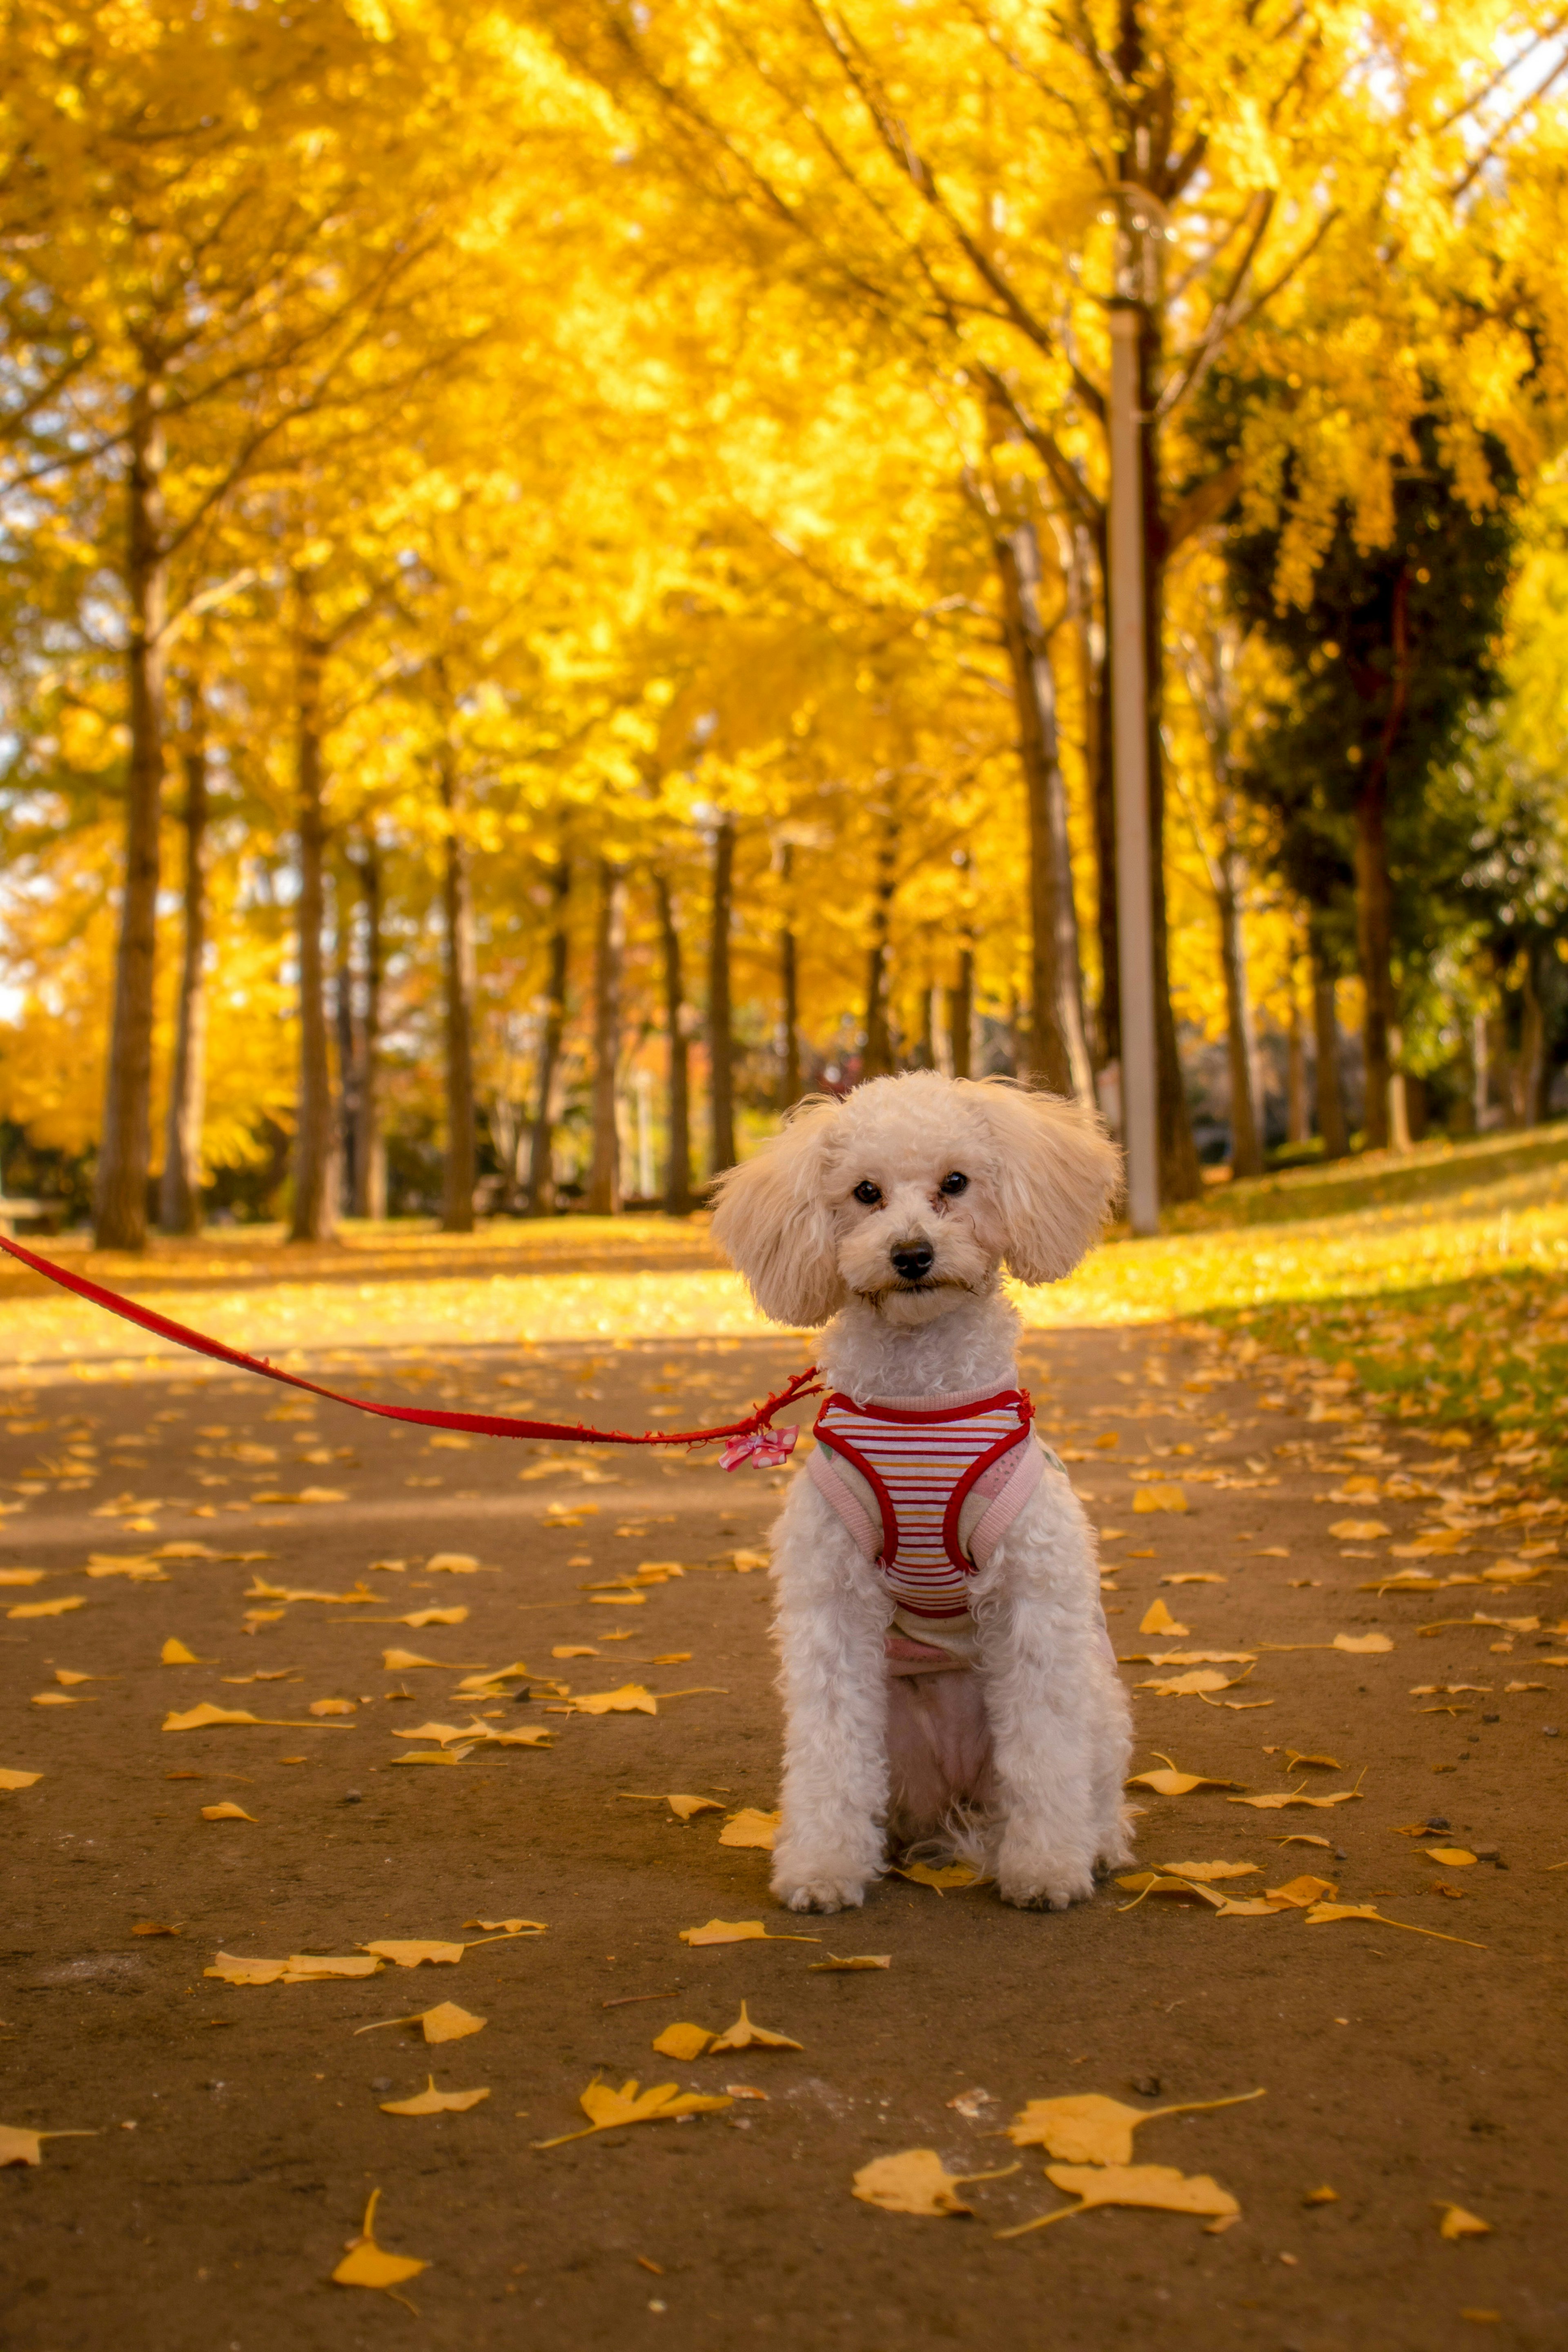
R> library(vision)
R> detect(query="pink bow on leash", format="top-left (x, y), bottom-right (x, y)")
top-left (720, 1425), bottom-right (799, 1472)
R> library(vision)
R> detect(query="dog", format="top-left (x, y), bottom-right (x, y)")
top-left (710, 1071), bottom-right (1134, 1914)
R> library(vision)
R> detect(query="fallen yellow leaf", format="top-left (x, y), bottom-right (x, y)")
top-left (998, 2161), bottom-right (1240, 2236)
top-left (380, 1650), bottom-right (448, 1671)
top-left (0, 1569), bottom-right (45, 1586)
top-left (533, 2077), bottom-right (733, 2147)
top-left (0, 2123), bottom-right (97, 2167)
top-left (707, 2000), bottom-right (802, 2053)
top-left (460, 1920), bottom-right (546, 1936)
top-left (379, 2076), bottom-right (490, 2116)
top-left (1228, 1787), bottom-right (1363, 1811)
top-left (205, 1952), bottom-right (383, 1984)
top-left (569, 1684), bottom-right (658, 1716)
top-left (888, 1859), bottom-right (987, 1891)
top-left (852, 2148), bottom-right (1018, 2216)
top-left (1437, 2203), bottom-right (1492, 2241)
top-left (652, 2022), bottom-right (713, 2060)
top-left (1139, 1599), bottom-right (1189, 1637)
top-left (809, 1955), bottom-right (891, 1971)
top-left (1263, 1876), bottom-right (1338, 1908)
top-left (8, 1597), bottom-right (83, 1618)
top-left (163, 1702), bottom-right (347, 1733)
top-left (678, 1920), bottom-right (821, 1947)
top-left (1304, 1902), bottom-right (1486, 1947)
top-left (1006, 2088), bottom-right (1263, 2166)
top-left (200, 1801), bottom-right (256, 1822)
top-left (1135, 1668), bottom-right (1249, 1698)
top-left (309, 1698), bottom-right (356, 1717)
top-left (160, 1639), bottom-right (205, 1665)
top-left (1134, 1484), bottom-right (1189, 1515)
top-left (394, 1608), bottom-right (469, 1628)
top-left (424, 1552), bottom-right (480, 1573)
top-left (1329, 1520), bottom-right (1392, 1541)
top-left (719, 1809), bottom-right (780, 1850)
top-left (1124, 1758), bottom-right (1239, 1797)
top-left (362, 1941), bottom-right (466, 1968)
top-left (331, 2189), bottom-right (428, 2303)
top-left (354, 2001), bottom-right (486, 2043)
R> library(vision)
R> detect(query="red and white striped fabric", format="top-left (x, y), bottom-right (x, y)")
top-left (808, 1385), bottom-right (1044, 1617)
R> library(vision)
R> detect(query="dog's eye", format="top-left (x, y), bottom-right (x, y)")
top-left (939, 1171), bottom-right (969, 1196)
top-left (852, 1180), bottom-right (882, 1207)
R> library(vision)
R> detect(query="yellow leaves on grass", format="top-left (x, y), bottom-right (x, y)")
top-left (1124, 1757), bottom-right (1239, 1796)
top-left (678, 1920), bottom-right (821, 1947)
top-left (332, 2190), bottom-right (427, 2306)
top-left (200, 1801), bottom-right (256, 1822)
top-left (355, 2002), bottom-right (486, 2045)
top-left (0, 2123), bottom-right (96, 2168)
top-left (719, 1809), bottom-right (780, 1849)
top-left (1437, 2203), bottom-right (1492, 2240)
top-left (379, 2077), bottom-right (489, 2116)
top-left (533, 2078), bottom-right (733, 2148)
top-left (851, 2149), bottom-right (1018, 2217)
top-left (1005, 2088), bottom-right (1264, 2167)
top-left (998, 2162), bottom-right (1241, 2238)
top-left (1134, 1484), bottom-right (1188, 1515)
top-left (1139, 1599), bottom-right (1189, 1637)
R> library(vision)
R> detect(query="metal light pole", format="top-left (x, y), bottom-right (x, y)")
top-left (1107, 198), bottom-right (1161, 1236)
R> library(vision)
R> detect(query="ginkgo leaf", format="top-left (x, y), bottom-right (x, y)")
top-left (1304, 1903), bottom-right (1486, 1947)
top-left (997, 2162), bottom-right (1241, 2237)
top-left (0, 2123), bottom-right (97, 2167)
top-left (1332, 1633), bottom-right (1394, 1654)
top-left (569, 1684), bottom-right (658, 1715)
top-left (652, 2022), bottom-right (714, 2060)
top-left (424, 1553), bottom-right (480, 1573)
top-left (678, 1920), bottom-right (821, 1947)
top-left (392, 1722), bottom-right (477, 1746)
top-left (1135, 1668), bottom-right (1248, 1697)
top-left (332, 2189), bottom-right (428, 2300)
top-left (719, 1809), bottom-right (780, 1849)
top-left (1425, 1847), bottom-right (1477, 1866)
top-left (163, 1702), bottom-right (345, 1732)
top-left (1303, 2185), bottom-right (1339, 2205)
top-left (1329, 1519), bottom-right (1392, 1540)
top-left (461, 1920), bottom-right (546, 1935)
top-left (707, 2000), bottom-right (802, 2053)
top-left (394, 1608), bottom-right (469, 1628)
top-left (473, 1726), bottom-right (552, 1748)
top-left (1162, 1573), bottom-right (1226, 1585)
top-left (532, 2077), bottom-right (734, 2147)
top-left (1436, 2203), bottom-right (1492, 2240)
top-left (1139, 1599), bottom-right (1189, 1637)
top-left (1124, 1759), bottom-right (1238, 1796)
top-left (1117, 1873), bottom-right (1229, 1909)
top-left (160, 1639), bottom-right (205, 1665)
top-left (379, 2076), bottom-right (490, 2116)
top-left (362, 1941), bottom-right (466, 1968)
top-left (1134, 1484), bottom-right (1189, 1514)
top-left (1154, 1860), bottom-right (1259, 1883)
top-left (131, 1921), bottom-right (181, 1937)
top-left (552, 1645), bottom-right (598, 1659)
top-left (1263, 1876), bottom-right (1338, 1908)
top-left (200, 1801), bottom-right (256, 1822)
top-left (283, 1955), bottom-right (384, 1981)
top-left (380, 1650), bottom-right (448, 1671)
top-left (851, 2148), bottom-right (1020, 2216)
top-left (809, 1955), bottom-right (891, 1971)
top-left (888, 1859), bottom-right (986, 1891)
top-left (1228, 1788), bottom-right (1363, 1811)
top-left (0, 1569), bottom-right (45, 1585)
top-left (1005, 2089), bottom-right (1263, 2165)
top-left (205, 1952), bottom-right (289, 1985)
top-left (310, 1698), bottom-right (355, 1717)
top-left (390, 1747), bottom-right (473, 1766)
top-left (643, 1793), bottom-right (724, 1821)
top-left (8, 1597), bottom-right (84, 1618)
top-left (354, 2002), bottom-right (486, 2043)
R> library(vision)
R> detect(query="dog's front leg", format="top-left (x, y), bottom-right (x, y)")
top-left (769, 1479), bottom-right (890, 1915)
top-left (973, 1514), bottom-right (1123, 1911)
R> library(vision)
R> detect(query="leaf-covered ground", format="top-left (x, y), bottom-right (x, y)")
top-left (0, 1172), bottom-right (1565, 2346)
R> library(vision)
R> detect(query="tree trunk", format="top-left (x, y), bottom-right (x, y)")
top-left (1217, 842), bottom-right (1263, 1179)
top-left (708, 814), bottom-right (736, 1176)
top-left (96, 375), bottom-right (168, 1251)
top-left (1143, 539), bottom-right (1201, 1200)
top-left (526, 857), bottom-right (570, 1216)
top-left (653, 869), bottom-right (692, 1213)
top-left (862, 811), bottom-right (897, 1078)
top-left (159, 699), bottom-right (208, 1235)
top-left (1354, 777), bottom-right (1395, 1150)
top-left (995, 521), bottom-right (1094, 1105)
top-left (1311, 954), bottom-right (1349, 1160)
top-left (1516, 943), bottom-right (1547, 1127)
top-left (439, 745), bottom-right (477, 1233)
top-left (948, 947), bottom-right (974, 1081)
top-left (290, 595), bottom-right (335, 1243)
top-left (1285, 987), bottom-right (1310, 1145)
top-left (776, 842), bottom-right (802, 1109)
top-left (352, 835), bottom-right (386, 1219)
top-left (1069, 517), bottom-right (1117, 1068)
top-left (586, 857), bottom-right (624, 1215)
top-left (334, 858), bottom-right (358, 1215)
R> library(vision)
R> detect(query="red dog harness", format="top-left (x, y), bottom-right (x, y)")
top-left (809, 1385), bottom-right (1047, 1617)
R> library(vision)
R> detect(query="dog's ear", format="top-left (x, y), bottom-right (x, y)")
top-left (710, 1096), bottom-right (846, 1327)
top-left (966, 1078), bottom-right (1122, 1283)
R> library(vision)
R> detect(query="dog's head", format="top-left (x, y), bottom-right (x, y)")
top-left (710, 1071), bottom-right (1122, 1329)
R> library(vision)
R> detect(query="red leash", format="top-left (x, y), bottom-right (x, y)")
top-left (0, 1233), bottom-right (819, 1467)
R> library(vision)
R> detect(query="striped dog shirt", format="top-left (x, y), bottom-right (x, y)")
top-left (808, 1384), bottom-right (1049, 1617)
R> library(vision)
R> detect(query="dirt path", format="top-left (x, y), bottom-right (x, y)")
top-left (2, 1307), bottom-right (1564, 2351)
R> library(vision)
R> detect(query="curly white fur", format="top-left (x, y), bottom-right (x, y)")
top-left (710, 1072), bottom-right (1137, 1914)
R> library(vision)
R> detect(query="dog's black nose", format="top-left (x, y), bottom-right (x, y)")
top-left (891, 1243), bottom-right (934, 1281)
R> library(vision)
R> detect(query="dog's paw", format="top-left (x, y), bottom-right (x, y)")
top-left (996, 1835), bottom-right (1095, 1912)
top-left (771, 1871), bottom-right (867, 1915)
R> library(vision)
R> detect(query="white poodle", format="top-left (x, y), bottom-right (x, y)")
top-left (711, 1071), bottom-right (1134, 1914)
